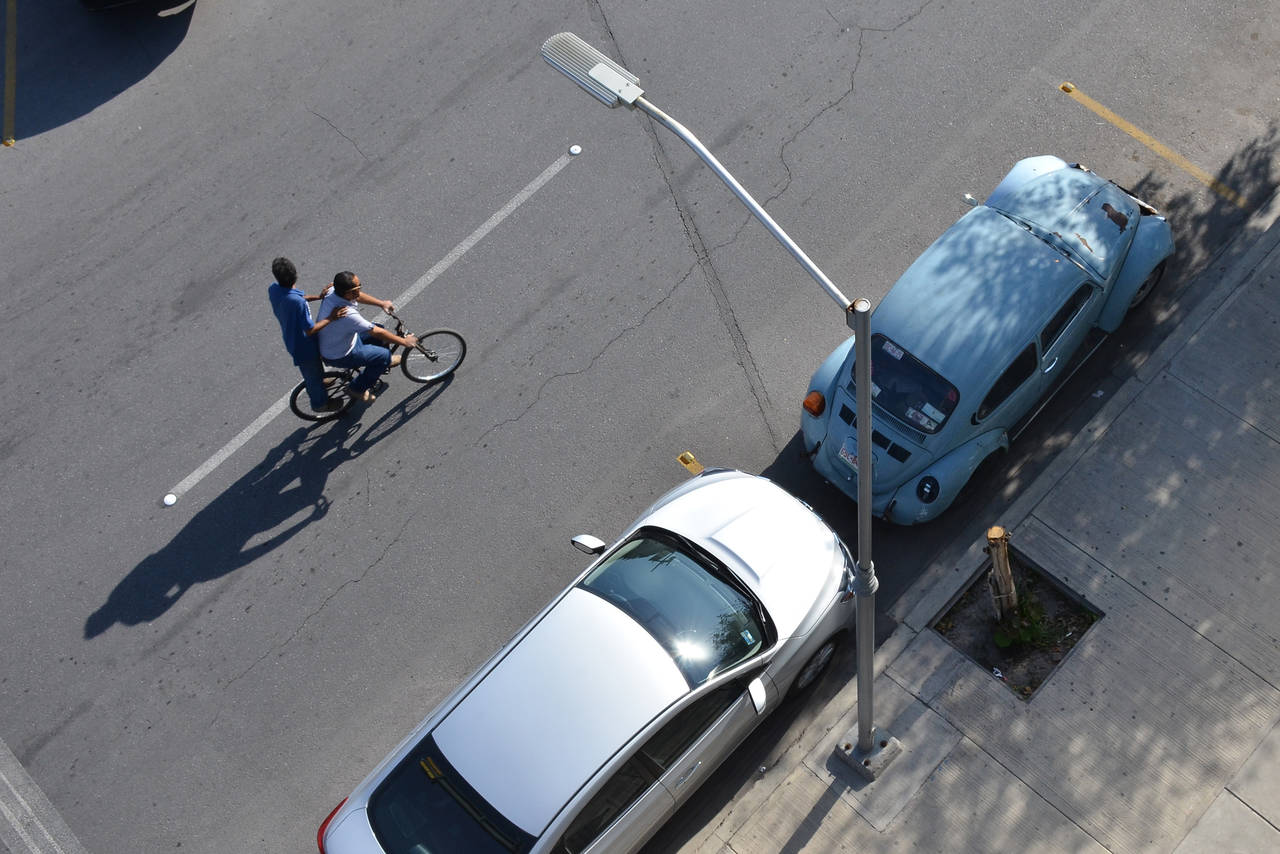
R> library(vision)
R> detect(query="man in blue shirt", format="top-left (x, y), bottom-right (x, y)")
top-left (268, 257), bottom-right (346, 412)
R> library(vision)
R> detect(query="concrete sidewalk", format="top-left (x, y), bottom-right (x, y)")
top-left (680, 193), bottom-right (1280, 853)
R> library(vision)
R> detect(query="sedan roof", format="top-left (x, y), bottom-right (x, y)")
top-left (432, 587), bottom-right (687, 836)
top-left (872, 205), bottom-right (1089, 395)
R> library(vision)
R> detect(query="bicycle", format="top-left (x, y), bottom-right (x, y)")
top-left (289, 309), bottom-right (466, 422)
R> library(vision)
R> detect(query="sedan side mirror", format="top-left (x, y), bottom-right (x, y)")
top-left (571, 534), bottom-right (607, 555)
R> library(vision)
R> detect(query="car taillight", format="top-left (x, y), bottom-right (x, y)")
top-left (317, 798), bottom-right (347, 853)
top-left (803, 390), bottom-right (826, 417)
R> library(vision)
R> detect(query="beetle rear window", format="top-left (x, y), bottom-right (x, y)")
top-left (858, 334), bottom-right (959, 434)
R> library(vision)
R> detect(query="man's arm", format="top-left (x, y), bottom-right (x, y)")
top-left (355, 291), bottom-right (394, 313)
top-left (304, 284), bottom-right (334, 302)
top-left (368, 326), bottom-right (418, 349)
top-left (305, 305), bottom-right (348, 337)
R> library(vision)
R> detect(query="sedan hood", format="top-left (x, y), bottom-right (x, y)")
top-left (642, 473), bottom-right (842, 638)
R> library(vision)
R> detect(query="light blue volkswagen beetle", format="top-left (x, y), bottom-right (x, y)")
top-left (801, 156), bottom-right (1174, 524)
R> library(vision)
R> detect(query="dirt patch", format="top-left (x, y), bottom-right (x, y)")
top-left (933, 552), bottom-right (1099, 700)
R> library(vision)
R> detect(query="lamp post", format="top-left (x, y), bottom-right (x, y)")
top-left (542, 33), bottom-right (899, 777)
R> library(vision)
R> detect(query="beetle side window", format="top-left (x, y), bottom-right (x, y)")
top-left (1040, 283), bottom-right (1094, 353)
top-left (976, 344), bottom-right (1037, 420)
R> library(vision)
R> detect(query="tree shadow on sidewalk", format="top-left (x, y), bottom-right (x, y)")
top-left (83, 376), bottom-right (453, 639)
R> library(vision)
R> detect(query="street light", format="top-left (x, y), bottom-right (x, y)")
top-left (542, 32), bottom-right (899, 777)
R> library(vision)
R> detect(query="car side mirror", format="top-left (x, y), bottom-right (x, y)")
top-left (963, 193), bottom-right (979, 207)
top-left (748, 677), bottom-right (768, 715)
top-left (571, 534), bottom-right (607, 555)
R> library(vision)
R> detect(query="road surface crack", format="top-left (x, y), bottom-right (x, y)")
top-left (309, 109), bottom-right (371, 161)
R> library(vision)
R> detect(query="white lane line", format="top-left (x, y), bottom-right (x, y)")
top-left (0, 738), bottom-right (90, 854)
top-left (390, 153), bottom-right (573, 309)
top-left (163, 151), bottom-right (577, 506)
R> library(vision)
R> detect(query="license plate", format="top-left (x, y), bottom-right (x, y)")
top-left (837, 438), bottom-right (858, 472)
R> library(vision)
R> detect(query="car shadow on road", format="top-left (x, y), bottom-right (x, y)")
top-left (9, 0), bottom-right (194, 140)
top-left (83, 377), bottom-right (453, 639)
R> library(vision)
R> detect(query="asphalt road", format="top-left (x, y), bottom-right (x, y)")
top-left (1, 1), bottom-right (1276, 852)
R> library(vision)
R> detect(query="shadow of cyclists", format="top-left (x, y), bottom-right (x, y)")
top-left (84, 422), bottom-right (355, 638)
top-left (349, 375), bottom-right (454, 449)
top-left (84, 375), bottom-right (456, 639)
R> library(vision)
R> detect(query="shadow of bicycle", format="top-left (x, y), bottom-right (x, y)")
top-left (83, 374), bottom-right (455, 639)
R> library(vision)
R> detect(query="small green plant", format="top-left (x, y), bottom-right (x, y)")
top-left (993, 594), bottom-right (1050, 648)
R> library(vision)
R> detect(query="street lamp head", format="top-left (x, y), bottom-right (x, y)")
top-left (541, 32), bottom-right (644, 108)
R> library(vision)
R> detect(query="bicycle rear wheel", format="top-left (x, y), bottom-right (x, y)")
top-left (289, 371), bottom-right (352, 421)
top-left (401, 330), bottom-right (466, 383)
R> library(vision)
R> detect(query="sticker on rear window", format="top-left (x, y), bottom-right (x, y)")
top-left (741, 629), bottom-right (755, 645)
top-left (881, 340), bottom-right (904, 360)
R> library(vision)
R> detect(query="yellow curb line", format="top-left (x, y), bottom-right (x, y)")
top-left (1059, 82), bottom-right (1246, 210)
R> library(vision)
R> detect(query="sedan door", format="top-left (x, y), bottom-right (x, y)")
top-left (565, 755), bottom-right (676, 854)
top-left (647, 672), bottom-right (765, 809)
top-left (559, 672), bottom-right (763, 854)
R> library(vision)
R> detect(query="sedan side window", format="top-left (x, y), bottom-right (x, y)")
top-left (557, 756), bottom-right (656, 854)
top-left (976, 344), bottom-right (1037, 421)
top-left (1040, 283), bottom-right (1094, 353)
top-left (555, 676), bottom-right (754, 854)
top-left (640, 678), bottom-right (748, 770)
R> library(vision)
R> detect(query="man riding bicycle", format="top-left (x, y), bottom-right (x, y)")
top-left (316, 271), bottom-right (418, 404)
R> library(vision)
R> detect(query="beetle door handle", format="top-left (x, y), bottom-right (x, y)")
top-left (1042, 356), bottom-right (1059, 373)
top-left (675, 761), bottom-right (702, 787)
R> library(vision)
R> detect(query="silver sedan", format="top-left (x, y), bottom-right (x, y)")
top-left (318, 468), bottom-right (856, 854)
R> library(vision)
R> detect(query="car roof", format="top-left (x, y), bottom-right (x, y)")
top-left (432, 587), bottom-right (687, 837)
top-left (871, 205), bottom-right (1090, 394)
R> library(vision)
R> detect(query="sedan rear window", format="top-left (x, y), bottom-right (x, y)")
top-left (861, 334), bottom-right (959, 434)
top-left (578, 529), bottom-right (771, 687)
top-left (368, 735), bottom-right (535, 854)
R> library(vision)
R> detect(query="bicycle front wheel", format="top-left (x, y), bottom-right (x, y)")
top-left (401, 330), bottom-right (466, 383)
top-left (289, 371), bottom-right (352, 421)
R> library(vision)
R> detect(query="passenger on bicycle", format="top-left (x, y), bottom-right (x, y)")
top-left (317, 271), bottom-right (418, 404)
top-left (268, 256), bottom-right (348, 413)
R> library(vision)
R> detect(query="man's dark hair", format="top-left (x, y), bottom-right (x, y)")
top-left (271, 257), bottom-right (298, 288)
top-left (333, 270), bottom-right (358, 295)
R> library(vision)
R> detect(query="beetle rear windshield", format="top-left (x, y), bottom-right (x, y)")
top-left (860, 334), bottom-right (959, 434)
top-left (578, 529), bottom-right (771, 687)
top-left (368, 735), bottom-right (535, 854)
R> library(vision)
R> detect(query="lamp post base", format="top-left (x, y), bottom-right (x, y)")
top-left (833, 726), bottom-right (903, 782)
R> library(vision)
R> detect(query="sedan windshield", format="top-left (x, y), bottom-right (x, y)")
top-left (578, 529), bottom-right (770, 686)
top-left (861, 334), bottom-right (959, 435)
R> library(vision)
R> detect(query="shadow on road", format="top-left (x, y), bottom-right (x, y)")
top-left (6, 0), bottom-right (193, 140)
top-left (84, 376), bottom-right (453, 639)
